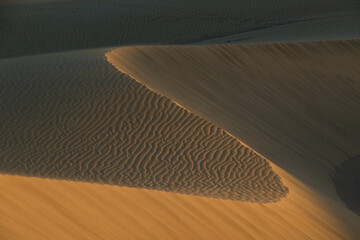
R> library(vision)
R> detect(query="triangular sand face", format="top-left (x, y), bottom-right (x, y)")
top-left (0, 49), bottom-right (287, 202)
top-left (105, 40), bottom-right (360, 238)
top-left (2, 0), bottom-right (360, 238)
top-left (106, 40), bottom-right (360, 196)
top-left (1, 41), bottom-right (360, 239)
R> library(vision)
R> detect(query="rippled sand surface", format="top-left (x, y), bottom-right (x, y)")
top-left (0, 49), bottom-right (287, 202)
top-left (1, 1), bottom-right (360, 238)
top-left (1, 40), bottom-right (360, 239)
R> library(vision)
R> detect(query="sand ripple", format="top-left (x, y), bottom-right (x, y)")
top-left (0, 49), bottom-right (287, 202)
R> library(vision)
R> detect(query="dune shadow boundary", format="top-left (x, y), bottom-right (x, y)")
top-left (0, 49), bottom-right (288, 203)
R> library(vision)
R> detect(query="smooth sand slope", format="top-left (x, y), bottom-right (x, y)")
top-left (2, 1), bottom-right (360, 239)
top-left (0, 171), bottom-right (353, 240)
top-left (0, 49), bottom-right (287, 202)
top-left (1, 0), bottom-right (360, 58)
top-left (107, 40), bottom-right (360, 197)
top-left (1, 41), bottom-right (360, 239)
top-left (107, 40), bottom-right (360, 237)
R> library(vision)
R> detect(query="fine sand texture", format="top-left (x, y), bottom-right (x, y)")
top-left (0, 49), bottom-right (287, 202)
top-left (1, 0), bottom-right (360, 58)
top-left (107, 40), bottom-right (360, 197)
top-left (106, 40), bottom-right (360, 237)
top-left (2, 1), bottom-right (360, 239)
top-left (1, 41), bottom-right (360, 239)
top-left (0, 170), bottom-right (356, 240)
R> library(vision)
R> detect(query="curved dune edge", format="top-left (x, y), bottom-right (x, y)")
top-left (0, 43), bottom-right (359, 239)
top-left (0, 50), bottom-right (287, 202)
top-left (105, 40), bottom-right (360, 191)
top-left (106, 40), bottom-right (360, 238)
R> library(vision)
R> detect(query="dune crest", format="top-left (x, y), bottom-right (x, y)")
top-left (106, 40), bottom-right (360, 194)
top-left (0, 49), bottom-right (288, 202)
top-left (1, 39), bottom-right (360, 239)
top-left (106, 40), bottom-right (360, 238)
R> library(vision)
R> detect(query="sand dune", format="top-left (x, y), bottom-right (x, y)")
top-left (2, 0), bottom-right (360, 234)
top-left (1, 167), bottom-right (359, 240)
top-left (0, 48), bottom-right (287, 202)
top-left (1, 0), bottom-right (360, 58)
top-left (1, 40), bottom-right (360, 239)
top-left (107, 40), bottom-right (360, 198)
top-left (105, 40), bottom-right (360, 238)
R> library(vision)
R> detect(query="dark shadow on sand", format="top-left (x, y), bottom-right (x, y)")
top-left (334, 155), bottom-right (360, 216)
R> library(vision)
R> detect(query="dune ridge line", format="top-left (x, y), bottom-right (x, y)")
top-left (1, 43), bottom-right (360, 239)
top-left (0, 49), bottom-right (288, 202)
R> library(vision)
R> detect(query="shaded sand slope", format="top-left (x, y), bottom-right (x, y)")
top-left (335, 155), bottom-right (360, 215)
top-left (1, 0), bottom-right (360, 58)
top-left (105, 40), bottom-right (360, 238)
top-left (0, 49), bottom-right (288, 202)
top-left (107, 40), bottom-right (360, 199)
top-left (0, 45), bottom-right (359, 239)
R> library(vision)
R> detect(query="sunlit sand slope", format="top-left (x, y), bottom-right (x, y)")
top-left (1, 40), bottom-right (360, 239)
top-left (1, 170), bottom-right (359, 240)
top-left (0, 49), bottom-right (287, 202)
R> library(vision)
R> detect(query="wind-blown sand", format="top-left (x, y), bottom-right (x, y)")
top-left (1, 0), bottom-right (360, 238)
top-left (1, 40), bottom-right (360, 239)
top-left (109, 39), bottom-right (360, 238)
top-left (0, 49), bottom-right (287, 202)
top-left (0, 170), bottom-right (354, 240)
top-left (107, 40), bottom-right (360, 196)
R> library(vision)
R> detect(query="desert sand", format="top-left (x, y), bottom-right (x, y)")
top-left (106, 40), bottom-right (360, 193)
top-left (1, 0), bottom-right (360, 58)
top-left (107, 40), bottom-right (360, 220)
top-left (1, 0), bottom-right (360, 239)
top-left (0, 49), bottom-right (287, 202)
top-left (1, 40), bottom-right (359, 239)
top-left (0, 166), bottom-right (357, 240)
